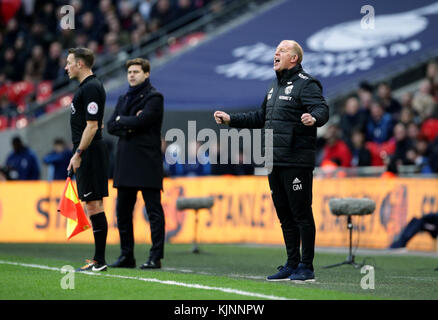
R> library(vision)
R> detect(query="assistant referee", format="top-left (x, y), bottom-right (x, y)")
top-left (65, 48), bottom-right (109, 272)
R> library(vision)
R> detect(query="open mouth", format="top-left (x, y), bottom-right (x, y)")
top-left (274, 58), bottom-right (280, 66)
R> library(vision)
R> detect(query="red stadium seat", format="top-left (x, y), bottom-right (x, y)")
top-left (365, 140), bottom-right (395, 166)
top-left (0, 115), bottom-right (8, 130)
top-left (0, 84), bottom-right (9, 98)
top-left (9, 115), bottom-right (28, 129)
top-left (420, 119), bottom-right (438, 142)
top-left (58, 94), bottom-right (73, 107)
top-left (46, 94), bottom-right (73, 114)
top-left (36, 81), bottom-right (53, 103)
top-left (8, 81), bottom-right (35, 106)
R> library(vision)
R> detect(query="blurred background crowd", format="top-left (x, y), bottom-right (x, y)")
top-left (317, 61), bottom-right (438, 175)
top-left (0, 0), bottom-right (223, 128)
top-left (0, 0), bottom-right (438, 181)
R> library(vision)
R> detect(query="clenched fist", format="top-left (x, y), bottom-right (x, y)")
top-left (301, 113), bottom-right (316, 126)
top-left (214, 111), bottom-right (231, 125)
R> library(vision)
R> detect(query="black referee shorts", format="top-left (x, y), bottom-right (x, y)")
top-left (75, 140), bottom-right (109, 202)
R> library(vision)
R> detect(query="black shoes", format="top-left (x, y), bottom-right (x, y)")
top-left (109, 255), bottom-right (136, 268)
top-left (139, 259), bottom-right (161, 269)
top-left (109, 255), bottom-right (161, 269)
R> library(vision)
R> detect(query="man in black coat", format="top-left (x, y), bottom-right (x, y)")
top-left (214, 40), bottom-right (329, 282)
top-left (107, 58), bottom-right (165, 269)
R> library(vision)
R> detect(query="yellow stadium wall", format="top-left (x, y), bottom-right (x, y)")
top-left (0, 177), bottom-right (437, 251)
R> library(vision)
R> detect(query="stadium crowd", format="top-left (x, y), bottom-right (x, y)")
top-left (316, 60), bottom-right (438, 175)
top-left (2, 59), bottom-right (438, 180)
top-left (0, 0), bottom-right (223, 130)
top-left (1, 1), bottom-right (438, 179)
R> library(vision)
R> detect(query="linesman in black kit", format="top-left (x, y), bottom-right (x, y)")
top-left (214, 40), bottom-right (329, 281)
top-left (65, 48), bottom-right (109, 272)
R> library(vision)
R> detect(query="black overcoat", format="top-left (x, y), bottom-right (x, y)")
top-left (107, 79), bottom-right (164, 189)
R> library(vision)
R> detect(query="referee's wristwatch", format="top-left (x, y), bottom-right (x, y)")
top-left (76, 148), bottom-right (83, 157)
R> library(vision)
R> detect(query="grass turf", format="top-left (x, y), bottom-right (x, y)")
top-left (0, 243), bottom-right (437, 300)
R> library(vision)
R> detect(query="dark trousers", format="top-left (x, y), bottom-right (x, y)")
top-left (116, 187), bottom-right (165, 261)
top-left (268, 166), bottom-right (315, 268)
top-left (397, 213), bottom-right (438, 246)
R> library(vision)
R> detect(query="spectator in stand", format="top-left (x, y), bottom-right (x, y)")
top-left (426, 60), bottom-right (438, 97)
top-left (381, 156), bottom-right (398, 178)
top-left (0, 33), bottom-right (5, 64)
top-left (339, 96), bottom-right (367, 146)
top-left (0, 166), bottom-right (11, 181)
top-left (406, 122), bottom-right (420, 142)
top-left (357, 81), bottom-right (373, 118)
top-left (139, 0), bottom-right (154, 21)
top-left (73, 31), bottom-right (89, 48)
top-left (58, 28), bottom-right (76, 51)
top-left (0, 94), bottom-right (18, 125)
top-left (320, 124), bottom-right (352, 167)
top-left (404, 146), bottom-right (432, 173)
top-left (428, 134), bottom-right (438, 172)
top-left (103, 32), bottom-right (121, 58)
top-left (3, 18), bottom-right (19, 48)
top-left (43, 41), bottom-right (62, 81)
top-left (117, 0), bottom-right (135, 31)
top-left (43, 138), bottom-right (73, 180)
top-left (5, 136), bottom-right (40, 180)
top-left (400, 91), bottom-right (414, 110)
top-left (349, 129), bottom-right (371, 167)
top-left (399, 107), bottom-right (417, 126)
top-left (24, 45), bottom-right (46, 82)
top-left (377, 81), bottom-right (402, 120)
top-left (28, 20), bottom-right (51, 49)
top-left (2, 47), bottom-right (20, 81)
top-left (413, 138), bottom-right (433, 173)
top-left (13, 35), bottom-right (28, 80)
top-left (80, 11), bottom-right (103, 44)
top-left (174, 0), bottom-right (196, 25)
top-left (365, 101), bottom-right (394, 144)
top-left (150, 0), bottom-right (175, 30)
top-left (38, 2), bottom-right (58, 35)
top-left (412, 79), bottom-right (435, 121)
top-left (70, 0), bottom-right (84, 25)
top-left (391, 122), bottom-right (414, 166)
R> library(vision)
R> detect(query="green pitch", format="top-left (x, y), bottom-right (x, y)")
top-left (0, 243), bottom-right (437, 300)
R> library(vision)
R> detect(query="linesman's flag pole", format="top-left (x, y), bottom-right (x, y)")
top-left (57, 170), bottom-right (91, 239)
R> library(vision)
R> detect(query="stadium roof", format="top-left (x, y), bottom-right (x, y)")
top-left (107, 0), bottom-right (438, 111)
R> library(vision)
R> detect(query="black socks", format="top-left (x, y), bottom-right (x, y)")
top-left (90, 212), bottom-right (108, 265)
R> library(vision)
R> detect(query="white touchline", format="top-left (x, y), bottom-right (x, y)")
top-left (0, 260), bottom-right (291, 300)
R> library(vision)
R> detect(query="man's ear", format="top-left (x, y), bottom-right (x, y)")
top-left (290, 54), bottom-right (298, 64)
top-left (76, 59), bottom-right (83, 69)
top-left (145, 72), bottom-right (150, 79)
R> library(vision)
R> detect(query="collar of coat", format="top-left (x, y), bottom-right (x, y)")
top-left (275, 64), bottom-right (303, 84)
top-left (127, 78), bottom-right (151, 97)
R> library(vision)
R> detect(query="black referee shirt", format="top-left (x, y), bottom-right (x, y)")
top-left (70, 74), bottom-right (106, 146)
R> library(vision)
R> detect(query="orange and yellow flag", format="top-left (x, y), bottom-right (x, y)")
top-left (57, 177), bottom-right (91, 239)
